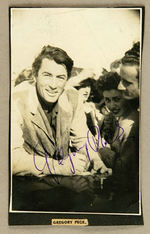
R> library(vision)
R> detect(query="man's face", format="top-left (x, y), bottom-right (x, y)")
top-left (103, 89), bottom-right (125, 117)
top-left (118, 64), bottom-right (139, 100)
top-left (36, 58), bottom-right (68, 104)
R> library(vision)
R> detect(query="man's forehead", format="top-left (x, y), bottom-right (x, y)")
top-left (120, 64), bottom-right (138, 76)
top-left (40, 58), bottom-right (67, 74)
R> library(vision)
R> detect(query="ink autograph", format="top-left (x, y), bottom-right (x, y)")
top-left (33, 124), bottom-right (124, 183)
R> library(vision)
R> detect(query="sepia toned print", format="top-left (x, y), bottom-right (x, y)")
top-left (9, 7), bottom-right (143, 225)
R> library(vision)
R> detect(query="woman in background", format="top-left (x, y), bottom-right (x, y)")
top-left (97, 71), bottom-right (139, 204)
top-left (66, 69), bottom-right (104, 137)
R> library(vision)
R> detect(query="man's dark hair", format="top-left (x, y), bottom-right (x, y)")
top-left (121, 41), bottom-right (140, 80)
top-left (122, 41), bottom-right (140, 66)
top-left (32, 45), bottom-right (74, 78)
top-left (97, 71), bottom-right (121, 92)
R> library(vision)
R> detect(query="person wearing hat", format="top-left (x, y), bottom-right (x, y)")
top-left (66, 69), bottom-right (104, 138)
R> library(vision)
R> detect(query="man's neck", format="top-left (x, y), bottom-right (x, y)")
top-left (36, 88), bottom-right (56, 113)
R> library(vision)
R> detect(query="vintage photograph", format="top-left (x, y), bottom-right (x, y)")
top-left (9, 7), bottom-right (143, 225)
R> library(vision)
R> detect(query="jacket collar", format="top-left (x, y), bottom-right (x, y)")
top-left (27, 84), bottom-right (57, 144)
top-left (27, 84), bottom-right (40, 115)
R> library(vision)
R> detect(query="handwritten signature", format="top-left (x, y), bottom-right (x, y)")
top-left (33, 123), bottom-right (124, 184)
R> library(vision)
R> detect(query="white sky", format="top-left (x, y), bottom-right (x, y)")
top-left (11, 8), bottom-right (141, 79)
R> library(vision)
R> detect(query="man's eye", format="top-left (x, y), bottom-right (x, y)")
top-left (57, 76), bottom-right (65, 80)
top-left (122, 79), bottom-right (131, 87)
top-left (43, 73), bottom-right (52, 77)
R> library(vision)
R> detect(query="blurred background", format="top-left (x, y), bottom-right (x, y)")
top-left (11, 8), bottom-right (141, 82)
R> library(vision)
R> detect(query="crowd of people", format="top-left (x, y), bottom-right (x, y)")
top-left (11, 42), bottom-right (140, 208)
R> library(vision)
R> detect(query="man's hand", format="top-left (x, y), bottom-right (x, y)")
top-left (92, 157), bottom-right (112, 176)
top-left (44, 152), bottom-right (90, 176)
top-left (65, 153), bottom-right (91, 175)
top-left (100, 165), bottom-right (112, 175)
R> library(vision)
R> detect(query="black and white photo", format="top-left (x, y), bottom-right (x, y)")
top-left (9, 7), bottom-right (143, 226)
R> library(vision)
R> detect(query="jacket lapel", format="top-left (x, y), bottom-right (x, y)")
top-left (28, 85), bottom-right (55, 145)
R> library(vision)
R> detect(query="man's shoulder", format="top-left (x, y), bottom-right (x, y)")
top-left (64, 86), bottom-right (78, 98)
top-left (12, 81), bottom-right (38, 115)
top-left (59, 87), bottom-right (79, 111)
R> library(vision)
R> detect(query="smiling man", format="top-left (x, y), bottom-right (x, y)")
top-left (36, 58), bottom-right (68, 104)
top-left (11, 45), bottom-right (109, 178)
top-left (118, 42), bottom-right (140, 101)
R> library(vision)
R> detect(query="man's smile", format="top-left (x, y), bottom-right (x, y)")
top-left (45, 89), bottom-right (58, 96)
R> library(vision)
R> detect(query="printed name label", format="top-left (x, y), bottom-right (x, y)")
top-left (51, 219), bottom-right (88, 226)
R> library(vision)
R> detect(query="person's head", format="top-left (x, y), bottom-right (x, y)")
top-left (15, 68), bottom-right (33, 87)
top-left (75, 78), bottom-right (96, 103)
top-left (118, 41), bottom-right (140, 100)
top-left (32, 45), bottom-right (73, 104)
top-left (98, 72), bottom-right (126, 117)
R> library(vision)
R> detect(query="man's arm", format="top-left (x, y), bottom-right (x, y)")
top-left (11, 100), bottom-right (49, 176)
top-left (11, 97), bottom-right (89, 177)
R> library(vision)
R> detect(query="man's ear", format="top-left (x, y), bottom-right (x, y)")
top-left (136, 66), bottom-right (139, 85)
top-left (31, 72), bottom-right (37, 84)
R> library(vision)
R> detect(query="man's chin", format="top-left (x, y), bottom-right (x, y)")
top-left (45, 96), bottom-right (59, 104)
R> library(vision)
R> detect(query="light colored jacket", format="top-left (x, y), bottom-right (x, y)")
top-left (11, 81), bottom-right (89, 175)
